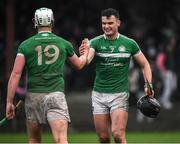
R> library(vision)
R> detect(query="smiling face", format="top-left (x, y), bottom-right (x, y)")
top-left (101, 15), bottom-right (121, 40)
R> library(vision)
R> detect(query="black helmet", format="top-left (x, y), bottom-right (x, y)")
top-left (137, 95), bottom-right (160, 118)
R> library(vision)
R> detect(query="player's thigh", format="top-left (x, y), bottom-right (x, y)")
top-left (49, 119), bottom-right (68, 141)
top-left (91, 91), bottom-right (109, 114)
top-left (94, 114), bottom-right (111, 134)
top-left (26, 121), bottom-right (42, 142)
top-left (46, 92), bottom-right (70, 123)
top-left (110, 108), bottom-right (128, 131)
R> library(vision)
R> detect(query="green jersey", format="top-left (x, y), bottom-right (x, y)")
top-left (90, 34), bottom-right (141, 93)
top-left (18, 32), bottom-right (74, 93)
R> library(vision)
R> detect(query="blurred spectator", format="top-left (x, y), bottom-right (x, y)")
top-left (156, 29), bottom-right (177, 109)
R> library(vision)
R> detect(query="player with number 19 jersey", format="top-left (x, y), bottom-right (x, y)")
top-left (18, 32), bottom-right (74, 93)
top-left (90, 34), bottom-right (141, 93)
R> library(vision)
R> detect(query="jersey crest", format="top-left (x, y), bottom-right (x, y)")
top-left (118, 45), bottom-right (126, 52)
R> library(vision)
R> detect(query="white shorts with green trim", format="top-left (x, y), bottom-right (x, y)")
top-left (91, 91), bottom-right (129, 114)
top-left (25, 91), bottom-right (70, 124)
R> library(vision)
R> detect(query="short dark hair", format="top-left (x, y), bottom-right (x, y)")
top-left (101, 8), bottom-right (120, 19)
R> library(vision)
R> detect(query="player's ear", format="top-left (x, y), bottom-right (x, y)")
top-left (117, 19), bottom-right (121, 27)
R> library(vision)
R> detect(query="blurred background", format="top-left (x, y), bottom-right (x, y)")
top-left (0, 0), bottom-right (180, 136)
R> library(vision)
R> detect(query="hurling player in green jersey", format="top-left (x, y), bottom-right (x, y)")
top-left (6, 8), bottom-right (88, 143)
top-left (80, 8), bottom-right (154, 143)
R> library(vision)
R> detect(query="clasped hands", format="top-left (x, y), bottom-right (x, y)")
top-left (79, 38), bottom-right (90, 56)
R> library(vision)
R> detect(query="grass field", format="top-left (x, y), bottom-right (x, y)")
top-left (0, 132), bottom-right (180, 143)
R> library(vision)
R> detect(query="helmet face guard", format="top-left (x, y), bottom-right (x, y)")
top-left (137, 95), bottom-right (160, 118)
top-left (34, 7), bottom-right (54, 28)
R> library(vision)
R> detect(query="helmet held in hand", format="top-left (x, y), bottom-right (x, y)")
top-left (137, 95), bottom-right (160, 118)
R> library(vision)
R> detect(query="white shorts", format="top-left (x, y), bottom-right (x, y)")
top-left (25, 91), bottom-right (70, 124)
top-left (91, 91), bottom-right (129, 114)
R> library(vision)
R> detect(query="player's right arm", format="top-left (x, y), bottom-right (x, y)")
top-left (86, 48), bottom-right (95, 64)
top-left (6, 55), bottom-right (25, 119)
top-left (79, 39), bottom-right (95, 65)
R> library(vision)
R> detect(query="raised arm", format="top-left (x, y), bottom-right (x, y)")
top-left (86, 48), bottom-right (95, 65)
top-left (79, 39), bottom-right (95, 65)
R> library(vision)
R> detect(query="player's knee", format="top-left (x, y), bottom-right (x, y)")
top-left (112, 129), bottom-right (126, 143)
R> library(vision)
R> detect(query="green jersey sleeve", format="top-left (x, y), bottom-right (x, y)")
top-left (65, 41), bottom-right (75, 57)
top-left (89, 38), bottom-right (98, 51)
top-left (18, 41), bottom-right (27, 56)
top-left (130, 40), bottom-right (141, 56)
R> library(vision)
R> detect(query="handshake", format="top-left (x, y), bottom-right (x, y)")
top-left (79, 38), bottom-right (90, 56)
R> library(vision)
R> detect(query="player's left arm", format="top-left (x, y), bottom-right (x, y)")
top-left (6, 54), bottom-right (25, 119)
top-left (133, 52), bottom-right (154, 97)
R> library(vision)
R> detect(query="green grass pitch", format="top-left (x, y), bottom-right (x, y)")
top-left (0, 132), bottom-right (179, 143)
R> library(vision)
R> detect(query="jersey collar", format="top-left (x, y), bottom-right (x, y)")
top-left (38, 31), bottom-right (52, 33)
top-left (103, 33), bottom-right (120, 40)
